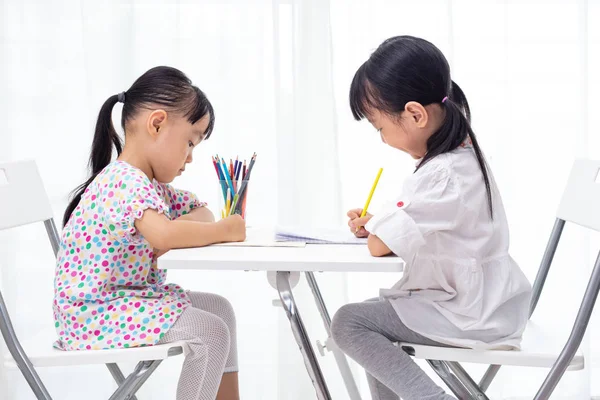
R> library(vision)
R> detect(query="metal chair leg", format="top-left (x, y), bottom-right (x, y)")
top-left (305, 272), bottom-right (362, 400)
top-left (124, 359), bottom-right (163, 399)
top-left (0, 290), bottom-right (52, 400)
top-left (446, 361), bottom-right (489, 399)
top-left (108, 360), bottom-right (162, 400)
top-left (427, 360), bottom-right (471, 399)
top-left (277, 271), bottom-right (331, 400)
top-left (529, 219), bottom-right (565, 317)
top-left (479, 364), bottom-right (501, 392)
top-left (106, 364), bottom-right (138, 400)
top-left (43, 219), bottom-right (61, 257)
top-left (427, 359), bottom-right (490, 400)
top-left (534, 251), bottom-right (600, 399)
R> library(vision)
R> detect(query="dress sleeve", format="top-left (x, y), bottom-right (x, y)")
top-left (101, 170), bottom-right (169, 245)
top-left (365, 164), bottom-right (463, 261)
top-left (159, 184), bottom-right (206, 220)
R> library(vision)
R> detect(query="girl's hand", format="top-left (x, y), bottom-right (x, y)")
top-left (347, 208), bottom-right (372, 238)
top-left (217, 214), bottom-right (247, 242)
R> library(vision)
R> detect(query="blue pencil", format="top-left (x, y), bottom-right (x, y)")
top-left (235, 159), bottom-right (242, 181)
top-left (215, 155), bottom-right (227, 202)
top-left (220, 157), bottom-right (235, 194)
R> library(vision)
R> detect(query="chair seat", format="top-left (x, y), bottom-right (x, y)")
top-left (4, 332), bottom-right (188, 368)
top-left (399, 321), bottom-right (584, 371)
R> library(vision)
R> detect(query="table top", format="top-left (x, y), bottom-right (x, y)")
top-left (158, 229), bottom-right (405, 273)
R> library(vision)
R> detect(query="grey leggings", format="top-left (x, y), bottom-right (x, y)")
top-left (331, 300), bottom-right (456, 400)
top-left (158, 291), bottom-right (238, 400)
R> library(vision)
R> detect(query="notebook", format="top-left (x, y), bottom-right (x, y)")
top-left (274, 226), bottom-right (368, 245)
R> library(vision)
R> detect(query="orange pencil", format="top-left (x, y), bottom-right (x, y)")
top-left (229, 159), bottom-right (235, 191)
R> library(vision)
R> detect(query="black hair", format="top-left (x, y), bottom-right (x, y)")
top-left (63, 66), bottom-right (215, 226)
top-left (349, 35), bottom-right (493, 217)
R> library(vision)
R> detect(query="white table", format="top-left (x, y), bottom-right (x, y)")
top-left (159, 235), bottom-right (404, 400)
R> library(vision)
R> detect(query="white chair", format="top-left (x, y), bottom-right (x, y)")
top-left (399, 159), bottom-right (600, 399)
top-left (0, 160), bottom-right (189, 400)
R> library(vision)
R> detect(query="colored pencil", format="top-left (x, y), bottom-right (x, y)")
top-left (356, 168), bottom-right (383, 232)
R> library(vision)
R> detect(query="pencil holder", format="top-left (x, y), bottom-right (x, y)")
top-left (217, 179), bottom-right (250, 220)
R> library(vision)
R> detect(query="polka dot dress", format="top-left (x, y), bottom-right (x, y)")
top-left (53, 160), bottom-right (205, 351)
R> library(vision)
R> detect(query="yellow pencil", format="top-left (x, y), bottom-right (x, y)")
top-left (226, 188), bottom-right (231, 216)
top-left (356, 168), bottom-right (383, 232)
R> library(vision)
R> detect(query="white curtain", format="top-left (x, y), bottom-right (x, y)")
top-left (1, 0), bottom-right (599, 399)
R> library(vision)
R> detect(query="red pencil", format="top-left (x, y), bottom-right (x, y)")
top-left (212, 156), bottom-right (220, 178)
top-left (242, 187), bottom-right (248, 218)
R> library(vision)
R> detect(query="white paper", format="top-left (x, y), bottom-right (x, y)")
top-left (210, 228), bottom-right (306, 247)
top-left (212, 241), bottom-right (306, 248)
top-left (274, 226), bottom-right (368, 245)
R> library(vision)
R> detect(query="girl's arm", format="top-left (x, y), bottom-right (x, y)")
top-left (152, 207), bottom-right (217, 258)
top-left (347, 208), bottom-right (392, 257)
top-left (177, 206), bottom-right (215, 222)
top-left (136, 209), bottom-right (245, 251)
top-left (367, 234), bottom-right (393, 257)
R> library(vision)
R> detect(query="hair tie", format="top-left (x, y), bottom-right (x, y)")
top-left (441, 96), bottom-right (448, 104)
top-left (117, 92), bottom-right (126, 104)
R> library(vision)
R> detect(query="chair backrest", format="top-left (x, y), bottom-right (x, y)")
top-left (0, 160), bottom-right (54, 231)
top-left (0, 160), bottom-right (57, 399)
top-left (530, 158), bottom-right (600, 315)
top-left (527, 159), bottom-right (600, 398)
top-left (556, 159), bottom-right (600, 231)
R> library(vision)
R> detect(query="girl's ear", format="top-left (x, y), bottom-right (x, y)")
top-left (404, 101), bottom-right (428, 128)
top-left (147, 110), bottom-right (168, 138)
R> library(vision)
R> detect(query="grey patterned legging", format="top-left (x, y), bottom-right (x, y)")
top-left (159, 291), bottom-right (238, 400)
top-left (331, 299), bottom-right (456, 400)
